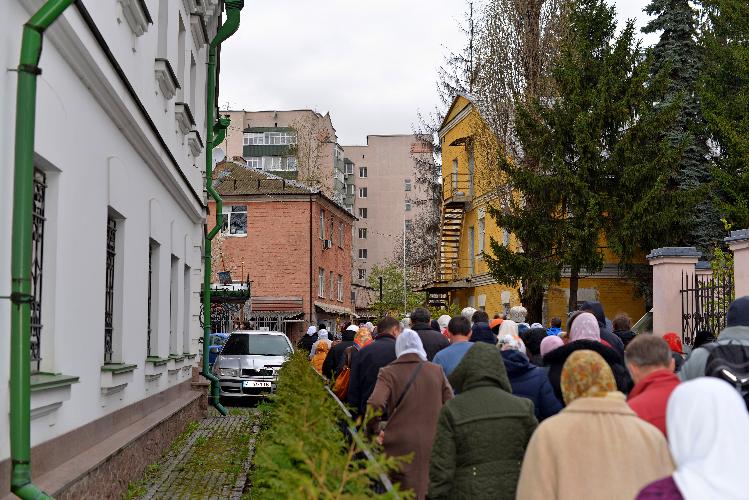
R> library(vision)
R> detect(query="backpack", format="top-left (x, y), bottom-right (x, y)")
top-left (703, 341), bottom-right (749, 409)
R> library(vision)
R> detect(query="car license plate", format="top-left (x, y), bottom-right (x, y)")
top-left (243, 381), bottom-right (271, 388)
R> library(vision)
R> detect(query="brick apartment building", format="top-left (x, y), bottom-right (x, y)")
top-left (210, 162), bottom-right (355, 342)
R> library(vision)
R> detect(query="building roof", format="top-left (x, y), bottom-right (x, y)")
top-left (213, 162), bottom-right (355, 219)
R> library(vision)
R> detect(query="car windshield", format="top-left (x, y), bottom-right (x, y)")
top-left (221, 334), bottom-right (291, 356)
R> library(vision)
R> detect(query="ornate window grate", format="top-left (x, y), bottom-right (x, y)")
top-left (104, 217), bottom-right (117, 363)
top-left (31, 169), bottom-right (46, 373)
top-left (147, 245), bottom-right (153, 357)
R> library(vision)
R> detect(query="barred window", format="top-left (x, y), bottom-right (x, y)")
top-left (104, 216), bottom-right (117, 363)
top-left (30, 169), bottom-right (46, 372)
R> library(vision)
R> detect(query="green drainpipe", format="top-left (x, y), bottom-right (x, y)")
top-left (202, 0), bottom-right (244, 416)
top-left (10, 2), bottom-right (74, 498)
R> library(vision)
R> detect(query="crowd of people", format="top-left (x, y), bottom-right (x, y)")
top-left (298, 297), bottom-right (749, 499)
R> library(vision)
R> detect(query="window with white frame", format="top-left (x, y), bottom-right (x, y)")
top-left (347, 184), bottom-right (355, 196)
top-left (405, 200), bottom-right (412, 212)
top-left (319, 210), bottom-right (325, 239)
top-left (337, 275), bottom-right (343, 302)
top-left (247, 132), bottom-right (264, 144)
top-left (359, 166), bottom-right (368, 178)
top-left (261, 156), bottom-right (283, 171)
top-left (246, 157), bottom-right (261, 169)
top-left (329, 271), bottom-right (335, 300)
top-left (285, 157), bottom-right (298, 171)
top-left (404, 178), bottom-right (412, 191)
top-left (358, 228), bottom-right (367, 239)
top-left (318, 268), bottom-right (325, 297)
top-left (248, 131), bottom-right (296, 145)
top-left (243, 134), bottom-right (250, 145)
top-left (358, 208), bottom-right (367, 219)
top-left (358, 268), bottom-right (366, 280)
top-left (358, 248), bottom-right (368, 259)
top-left (339, 223), bottom-right (344, 247)
top-left (221, 205), bottom-right (247, 235)
top-left (345, 163), bottom-right (354, 175)
top-left (359, 187), bottom-right (368, 198)
top-left (405, 219), bottom-right (413, 231)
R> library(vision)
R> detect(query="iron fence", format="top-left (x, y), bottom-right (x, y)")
top-left (681, 270), bottom-right (734, 346)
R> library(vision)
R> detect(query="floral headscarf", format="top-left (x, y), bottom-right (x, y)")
top-left (663, 332), bottom-right (684, 354)
top-left (354, 327), bottom-right (373, 348)
top-left (561, 350), bottom-right (616, 405)
top-left (569, 312), bottom-right (601, 342)
top-left (498, 334), bottom-right (527, 354)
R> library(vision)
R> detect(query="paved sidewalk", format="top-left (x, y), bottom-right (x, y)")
top-left (127, 407), bottom-right (259, 500)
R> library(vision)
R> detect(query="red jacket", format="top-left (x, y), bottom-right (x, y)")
top-left (627, 369), bottom-right (680, 437)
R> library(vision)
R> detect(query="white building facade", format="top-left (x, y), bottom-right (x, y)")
top-left (0, 0), bottom-right (223, 495)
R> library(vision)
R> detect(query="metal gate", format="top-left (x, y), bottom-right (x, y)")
top-left (681, 271), bottom-right (734, 345)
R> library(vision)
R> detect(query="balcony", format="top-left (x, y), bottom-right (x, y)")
top-left (443, 173), bottom-right (473, 205)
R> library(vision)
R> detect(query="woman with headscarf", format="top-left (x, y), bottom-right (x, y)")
top-left (540, 336), bottom-right (564, 360)
top-left (662, 332), bottom-right (685, 373)
top-left (437, 314), bottom-right (452, 337)
top-left (543, 312), bottom-right (632, 401)
top-left (517, 350), bottom-right (673, 500)
top-left (367, 329), bottom-right (453, 499)
top-left (311, 339), bottom-right (331, 375)
top-left (500, 331), bottom-right (562, 421)
top-left (429, 342), bottom-right (538, 500)
top-left (309, 329), bottom-right (330, 359)
top-left (636, 378), bottom-right (749, 500)
top-left (297, 325), bottom-right (318, 352)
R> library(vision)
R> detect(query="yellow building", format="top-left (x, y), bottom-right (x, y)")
top-left (427, 94), bottom-right (646, 323)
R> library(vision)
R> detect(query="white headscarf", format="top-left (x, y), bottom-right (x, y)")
top-left (497, 320), bottom-right (519, 338)
top-left (306, 325), bottom-right (317, 336)
top-left (395, 328), bottom-right (427, 361)
top-left (346, 324), bottom-right (359, 332)
top-left (365, 322), bottom-right (375, 332)
top-left (318, 329), bottom-right (329, 341)
top-left (668, 378), bottom-right (749, 500)
top-left (309, 329), bottom-right (331, 359)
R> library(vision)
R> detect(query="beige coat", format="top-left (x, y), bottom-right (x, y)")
top-left (516, 393), bottom-right (674, 500)
top-left (367, 353), bottom-right (453, 499)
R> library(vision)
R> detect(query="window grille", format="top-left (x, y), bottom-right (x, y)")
top-left (104, 217), bottom-right (117, 363)
top-left (30, 169), bottom-right (46, 372)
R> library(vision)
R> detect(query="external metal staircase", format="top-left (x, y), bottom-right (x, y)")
top-left (438, 174), bottom-right (472, 282)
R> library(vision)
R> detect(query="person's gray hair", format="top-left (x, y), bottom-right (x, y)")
top-left (461, 307), bottom-right (477, 322)
top-left (624, 334), bottom-right (671, 368)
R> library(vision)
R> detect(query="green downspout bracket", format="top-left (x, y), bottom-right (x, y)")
top-left (201, 0), bottom-right (244, 417)
top-left (11, 2), bottom-right (75, 498)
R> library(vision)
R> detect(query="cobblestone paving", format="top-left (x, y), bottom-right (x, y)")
top-left (128, 407), bottom-right (259, 500)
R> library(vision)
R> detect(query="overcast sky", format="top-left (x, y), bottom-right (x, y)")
top-left (220, 1), bottom-right (657, 145)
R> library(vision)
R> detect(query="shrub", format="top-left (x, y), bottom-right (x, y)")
top-left (250, 350), bottom-right (410, 499)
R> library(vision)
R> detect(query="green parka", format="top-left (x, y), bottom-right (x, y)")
top-left (428, 343), bottom-right (538, 500)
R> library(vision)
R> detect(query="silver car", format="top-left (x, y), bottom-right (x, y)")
top-left (212, 330), bottom-right (293, 398)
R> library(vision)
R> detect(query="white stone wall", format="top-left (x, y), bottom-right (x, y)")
top-left (0, 0), bottom-right (221, 460)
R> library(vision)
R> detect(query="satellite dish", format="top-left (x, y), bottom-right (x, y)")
top-left (212, 147), bottom-right (226, 166)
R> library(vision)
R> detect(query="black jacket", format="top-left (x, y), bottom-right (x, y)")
top-left (411, 322), bottom-right (449, 361)
top-left (322, 340), bottom-right (355, 379)
top-left (470, 322), bottom-right (497, 345)
top-left (542, 339), bottom-right (633, 403)
top-left (347, 333), bottom-right (397, 415)
top-left (581, 301), bottom-right (625, 357)
top-left (297, 333), bottom-right (317, 352)
top-left (613, 329), bottom-right (637, 348)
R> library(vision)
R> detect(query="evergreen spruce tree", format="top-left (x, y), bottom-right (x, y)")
top-left (485, 0), bottom-right (685, 313)
top-left (701, 0), bottom-right (749, 229)
top-left (642, 0), bottom-right (720, 254)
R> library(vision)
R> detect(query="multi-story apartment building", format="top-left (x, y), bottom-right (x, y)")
top-left (210, 162), bottom-right (356, 340)
top-left (428, 94), bottom-right (646, 321)
top-left (0, 1), bottom-right (229, 496)
top-left (343, 135), bottom-right (434, 295)
top-left (220, 109), bottom-right (348, 205)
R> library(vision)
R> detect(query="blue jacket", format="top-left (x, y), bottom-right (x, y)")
top-left (500, 350), bottom-right (562, 421)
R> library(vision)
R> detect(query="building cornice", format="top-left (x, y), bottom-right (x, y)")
top-left (438, 103), bottom-right (473, 141)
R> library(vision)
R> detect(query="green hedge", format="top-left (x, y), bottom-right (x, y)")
top-left (250, 350), bottom-right (410, 499)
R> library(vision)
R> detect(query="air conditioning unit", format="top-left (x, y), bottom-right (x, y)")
top-left (323, 239), bottom-right (332, 249)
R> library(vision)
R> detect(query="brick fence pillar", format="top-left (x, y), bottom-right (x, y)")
top-left (726, 229), bottom-right (749, 298)
top-left (647, 247), bottom-right (701, 337)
